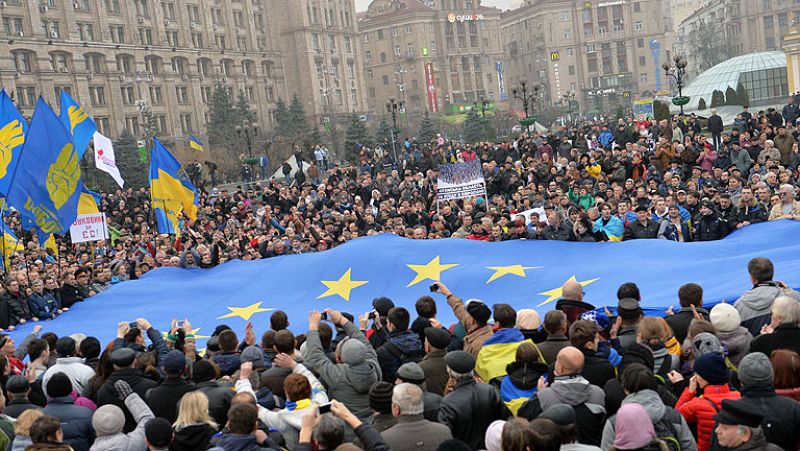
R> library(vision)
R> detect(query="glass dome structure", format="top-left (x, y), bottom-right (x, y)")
top-left (680, 52), bottom-right (788, 110)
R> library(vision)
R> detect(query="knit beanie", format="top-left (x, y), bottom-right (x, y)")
top-left (484, 420), bottom-right (505, 451)
top-left (92, 404), bottom-right (125, 436)
top-left (710, 304), bottom-right (741, 333)
top-left (738, 352), bottom-right (774, 387)
top-left (368, 381), bottom-right (394, 414)
top-left (694, 352), bottom-right (729, 385)
top-left (192, 359), bottom-right (217, 383)
top-left (341, 339), bottom-right (367, 366)
top-left (613, 403), bottom-right (656, 449)
top-left (692, 332), bottom-right (724, 357)
top-left (46, 372), bottom-right (73, 398)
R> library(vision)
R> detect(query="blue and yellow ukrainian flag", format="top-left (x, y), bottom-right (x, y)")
top-left (149, 138), bottom-right (198, 235)
top-left (59, 89), bottom-right (96, 158)
top-left (475, 328), bottom-right (545, 385)
top-left (0, 89), bottom-right (28, 198)
top-left (6, 97), bottom-right (83, 239)
top-left (188, 135), bottom-right (204, 152)
top-left (0, 222), bottom-right (20, 269)
top-left (77, 186), bottom-right (101, 215)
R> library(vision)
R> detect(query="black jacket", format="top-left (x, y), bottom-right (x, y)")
top-left (694, 212), bottom-right (725, 241)
top-left (96, 368), bottom-right (158, 433)
top-left (750, 323), bottom-right (800, 356)
top-left (733, 385), bottom-right (800, 451)
top-left (708, 115), bottom-right (724, 133)
top-left (666, 307), bottom-right (710, 343)
top-left (540, 223), bottom-right (575, 241)
top-left (375, 329), bottom-right (423, 383)
top-left (579, 348), bottom-right (615, 388)
top-left (3, 397), bottom-right (39, 418)
top-left (736, 203), bottom-right (768, 224)
top-left (195, 380), bottom-right (235, 427)
top-left (171, 422), bottom-right (217, 451)
top-left (623, 220), bottom-right (659, 240)
top-left (146, 377), bottom-right (195, 424)
top-left (437, 379), bottom-right (510, 450)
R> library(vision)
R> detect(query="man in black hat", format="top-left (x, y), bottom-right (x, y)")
top-left (623, 205), bottom-right (658, 240)
top-left (714, 399), bottom-right (782, 450)
top-left (694, 200), bottom-right (725, 241)
top-left (395, 362), bottom-right (442, 422)
top-left (432, 283), bottom-right (493, 358)
top-left (419, 326), bottom-right (451, 396)
top-left (4, 375), bottom-right (38, 418)
top-left (614, 297), bottom-right (643, 352)
top-left (146, 350), bottom-right (194, 423)
top-left (97, 346), bottom-right (158, 433)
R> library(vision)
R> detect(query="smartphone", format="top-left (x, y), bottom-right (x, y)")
top-left (318, 403), bottom-right (332, 414)
top-left (176, 320), bottom-right (184, 328)
top-left (321, 312), bottom-right (328, 321)
top-left (128, 321), bottom-right (138, 329)
top-left (429, 283), bottom-right (439, 293)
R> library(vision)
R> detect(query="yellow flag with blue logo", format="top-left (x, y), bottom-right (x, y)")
top-left (59, 90), bottom-right (96, 159)
top-left (0, 89), bottom-right (29, 198)
top-left (0, 221), bottom-right (20, 269)
top-left (77, 186), bottom-right (101, 215)
top-left (6, 97), bottom-right (83, 239)
top-left (149, 138), bottom-right (198, 235)
top-left (188, 135), bottom-right (204, 152)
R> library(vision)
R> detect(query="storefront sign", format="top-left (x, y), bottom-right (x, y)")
top-left (447, 13), bottom-right (485, 23)
top-left (425, 62), bottom-right (439, 113)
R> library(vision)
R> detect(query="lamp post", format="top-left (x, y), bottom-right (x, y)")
top-left (662, 55), bottom-right (689, 115)
top-left (236, 119), bottom-right (258, 159)
top-left (511, 80), bottom-right (541, 118)
top-left (561, 91), bottom-right (576, 124)
top-left (473, 97), bottom-right (490, 117)
top-left (386, 97), bottom-right (404, 164)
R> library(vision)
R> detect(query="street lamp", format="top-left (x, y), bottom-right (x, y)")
top-left (561, 91), bottom-right (576, 124)
top-left (385, 97), bottom-right (404, 164)
top-left (511, 80), bottom-right (541, 118)
top-left (662, 55), bottom-right (689, 115)
top-left (236, 119), bottom-right (259, 159)
top-left (473, 97), bottom-right (490, 117)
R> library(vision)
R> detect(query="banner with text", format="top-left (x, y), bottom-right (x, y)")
top-left (436, 160), bottom-right (486, 201)
top-left (69, 213), bottom-right (108, 243)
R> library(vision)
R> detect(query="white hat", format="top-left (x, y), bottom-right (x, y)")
top-left (710, 303), bottom-right (740, 333)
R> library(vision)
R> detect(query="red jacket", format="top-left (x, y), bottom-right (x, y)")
top-left (675, 384), bottom-right (740, 451)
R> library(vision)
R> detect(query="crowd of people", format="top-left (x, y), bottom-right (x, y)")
top-left (0, 255), bottom-right (797, 451)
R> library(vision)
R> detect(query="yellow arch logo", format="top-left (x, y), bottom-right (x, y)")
top-left (47, 143), bottom-right (80, 210)
top-left (0, 120), bottom-right (24, 180)
top-left (67, 105), bottom-right (88, 133)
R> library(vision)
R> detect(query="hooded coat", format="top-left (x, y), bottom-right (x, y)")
top-left (499, 361), bottom-right (548, 415)
top-left (88, 393), bottom-right (153, 451)
top-left (303, 321), bottom-right (381, 419)
top-left (375, 329), bottom-right (423, 383)
top-left (735, 285), bottom-right (800, 336)
top-left (716, 327), bottom-right (752, 366)
top-left (438, 378), bottom-right (510, 450)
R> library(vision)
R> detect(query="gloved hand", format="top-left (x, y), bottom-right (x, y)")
top-left (115, 380), bottom-right (134, 401)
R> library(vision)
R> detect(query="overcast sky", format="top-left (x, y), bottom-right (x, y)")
top-left (354, 0), bottom-right (523, 12)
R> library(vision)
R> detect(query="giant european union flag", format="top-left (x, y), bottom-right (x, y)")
top-left (9, 221), bottom-right (800, 349)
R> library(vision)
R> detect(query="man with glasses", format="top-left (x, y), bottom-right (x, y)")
top-left (768, 184), bottom-right (800, 220)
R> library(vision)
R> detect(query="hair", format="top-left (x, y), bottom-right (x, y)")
top-left (217, 330), bottom-right (239, 352)
top-left (27, 338), bottom-right (48, 362)
top-left (387, 307), bottom-right (411, 331)
top-left (543, 310), bottom-right (567, 335)
top-left (772, 296), bottom-right (800, 325)
top-left (528, 418), bottom-right (561, 451)
top-left (771, 349), bottom-right (800, 389)
top-left (622, 363), bottom-right (657, 393)
top-left (260, 330), bottom-right (275, 350)
top-left (174, 391), bottom-right (218, 430)
top-left (124, 327), bottom-right (142, 344)
top-left (687, 320), bottom-right (717, 341)
top-left (415, 296), bottom-right (437, 318)
top-left (313, 414), bottom-right (346, 450)
top-left (79, 337), bottom-right (101, 360)
top-left (637, 316), bottom-right (666, 347)
top-left (41, 332), bottom-right (58, 351)
top-left (515, 342), bottom-right (541, 365)
top-left (29, 415), bottom-right (62, 443)
top-left (283, 373), bottom-right (311, 402)
top-left (493, 304), bottom-right (517, 329)
top-left (748, 257), bottom-right (774, 283)
top-left (617, 282), bottom-right (641, 301)
top-left (14, 409), bottom-right (44, 436)
top-left (392, 383), bottom-right (424, 416)
top-left (678, 283), bottom-right (703, 308)
top-left (274, 330), bottom-right (295, 354)
top-left (231, 391), bottom-right (257, 406)
top-left (446, 368), bottom-right (475, 383)
top-left (227, 403), bottom-right (258, 434)
top-left (569, 320), bottom-right (598, 349)
top-left (502, 418), bottom-right (534, 451)
top-left (318, 323), bottom-right (333, 350)
top-left (270, 310), bottom-right (289, 331)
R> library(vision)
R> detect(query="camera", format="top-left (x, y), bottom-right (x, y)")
top-left (429, 283), bottom-right (440, 293)
top-left (367, 310), bottom-right (377, 320)
top-left (321, 312), bottom-right (328, 321)
top-left (318, 402), bottom-right (332, 414)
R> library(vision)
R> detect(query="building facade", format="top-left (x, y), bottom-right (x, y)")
top-left (0, 0), bottom-right (368, 147)
top-left (500, 0), bottom-right (672, 116)
top-left (358, 0), bottom-right (505, 118)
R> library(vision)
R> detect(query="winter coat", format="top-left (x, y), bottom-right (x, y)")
top-left (145, 377), bottom-right (195, 424)
top-left (375, 329), bottom-right (423, 383)
top-left (666, 308), bottom-right (710, 344)
top-left (42, 396), bottom-right (95, 451)
top-left (518, 375), bottom-right (606, 446)
top-left (735, 284), bottom-right (800, 336)
top-left (4, 398), bottom-right (39, 418)
top-left (419, 349), bottom-right (448, 397)
top-left (170, 423), bottom-right (217, 451)
top-left (729, 427), bottom-right (783, 450)
top-left (750, 323), bottom-right (800, 356)
top-left (579, 348), bottom-right (615, 388)
top-left (602, 379), bottom-right (677, 418)
top-left (601, 389), bottom-right (696, 451)
top-left (381, 414), bottom-right (453, 451)
top-left (732, 384), bottom-right (800, 451)
top-left (675, 384), bottom-right (740, 451)
top-left (96, 369), bottom-right (158, 433)
top-left (21, 443), bottom-right (74, 451)
top-left (730, 147), bottom-right (753, 173)
top-left (194, 381), bottom-right (234, 428)
top-left (210, 352), bottom-right (241, 377)
top-left (446, 294), bottom-right (494, 358)
top-left (292, 423), bottom-right (389, 451)
top-left (541, 223), bottom-right (575, 241)
top-left (757, 146), bottom-right (781, 164)
top-left (499, 361), bottom-right (548, 415)
top-left (28, 292), bottom-right (59, 319)
top-left (772, 134), bottom-right (795, 165)
top-left (623, 220), bottom-right (659, 240)
top-left (696, 150), bottom-right (717, 171)
top-left (259, 366), bottom-right (291, 399)
top-left (716, 327), bottom-right (752, 366)
top-left (736, 202), bottom-right (767, 225)
top-left (303, 321), bottom-right (380, 419)
top-left (707, 115), bottom-right (724, 133)
top-left (537, 335), bottom-right (570, 365)
top-left (769, 200), bottom-right (800, 220)
top-left (6, 293), bottom-right (32, 324)
top-left (438, 379), bottom-right (509, 450)
top-left (11, 436), bottom-right (31, 451)
top-left (694, 212), bottom-right (725, 241)
top-left (207, 433), bottom-right (264, 451)
top-left (42, 357), bottom-right (96, 399)
top-left (89, 393), bottom-right (153, 451)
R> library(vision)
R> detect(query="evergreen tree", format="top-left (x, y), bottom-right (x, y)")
top-left (207, 82), bottom-right (239, 150)
top-left (710, 89), bottom-right (725, 108)
top-left (698, 98), bottom-right (707, 110)
top-left (653, 100), bottom-right (670, 121)
top-left (114, 130), bottom-right (149, 189)
top-left (462, 108), bottom-right (484, 144)
top-left (236, 90), bottom-right (256, 123)
top-left (273, 98), bottom-right (293, 138)
top-left (309, 127), bottom-right (323, 148)
top-left (344, 114), bottom-right (369, 160)
top-left (418, 112), bottom-right (437, 144)
top-left (736, 83), bottom-right (750, 107)
top-left (725, 86), bottom-right (739, 106)
top-left (374, 117), bottom-right (392, 147)
top-left (288, 94), bottom-right (309, 138)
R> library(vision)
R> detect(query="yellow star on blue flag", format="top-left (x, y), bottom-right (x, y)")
top-left (406, 256), bottom-right (458, 287)
top-left (217, 302), bottom-right (273, 321)
top-left (318, 268), bottom-right (368, 301)
top-left (537, 275), bottom-right (600, 306)
top-left (486, 264), bottom-right (543, 284)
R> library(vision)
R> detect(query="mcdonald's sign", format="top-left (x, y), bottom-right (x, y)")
top-left (550, 52), bottom-right (560, 61)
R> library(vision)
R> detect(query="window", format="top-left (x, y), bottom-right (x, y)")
top-left (166, 30), bottom-right (179, 47)
top-left (154, 115), bottom-right (167, 134)
top-left (149, 86), bottom-right (163, 105)
top-left (344, 36), bottom-right (352, 53)
top-left (138, 27), bottom-right (153, 45)
top-left (161, 2), bottom-right (175, 20)
top-left (347, 61), bottom-right (355, 78)
top-left (639, 56), bottom-right (646, 66)
top-left (351, 89), bottom-right (357, 104)
top-left (116, 54), bottom-right (134, 73)
top-left (215, 34), bottom-right (226, 49)
top-left (121, 86), bottom-right (135, 105)
top-left (564, 29), bottom-right (571, 39)
top-left (634, 2), bottom-right (641, 12)
top-left (764, 15), bottom-right (774, 28)
top-left (382, 75), bottom-right (389, 85)
top-left (50, 52), bottom-right (69, 72)
top-left (234, 11), bottom-right (245, 28)
top-left (89, 86), bottom-right (106, 106)
top-left (640, 72), bottom-right (648, 83)
top-left (104, 0), bottom-right (121, 14)
top-left (191, 32), bottom-right (203, 48)
top-left (567, 48), bottom-right (574, 56)
top-left (634, 21), bottom-right (642, 30)
top-left (377, 29), bottom-right (384, 40)
top-left (242, 60), bottom-right (255, 77)
top-left (172, 57), bottom-right (186, 75)
top-left (12, 51), bottom-right (33, 73)
top-left (335, 89), bottom-right (343, 105)
top-left (254, 14), bottom-right (265, 31)
top-left (109, 25), bottom-right (124, 43)
top-left (221, 59), bottom-right (233, 76)
top-left (369, 87), bottom-right (375, 98)
top-left (95, 117), bottom-right (110, 137)
top-left (85, 53), bottom-right (104, 73)
top-left (569, 65), bottom-right (575, 75)
top-left (144, 56), bottom-right (161, 75)
top-left (211, 8), bottom-right (223, 26)
top-left (135, 0), bottom-right (151, 19)
top-left (395, 45), bottom-right (401, 57)
top-left (266, 86), bottom-right (274, 101)
top-left (779, 13), bottom-right (789, 26)
top-left (587, 44), bottom-right (596, 53)
top-left (405, 25), bottom-right (412, 34)
top-left (328, 34), bottom-right (337, 50)
top-left (237, 37), bottom-right (247, 50)
top-left (187, 4), bottom-right (200, 22)
top-left (180, 114), bottom-right (193, 133)
top-left (42, 20), bottom-right (61, 39)
top-left (365, 51), bottom-right (372, 63)
top-left (15, 87), bottom-right (36, 108)
top-left (3, 17), bottom-right (23, 36)
top-left (201, 86), bottom-right (212, 103)
top-left (560, 11), bottom-right (570, 22)
top-left (380, 52), bottom-right (387, 63)
top-left (126, 116), bottom-right (140, 136)
top-left (312, 33), bottom-right (320, 51)
top-left (366, 68), bottom-right (373, 79)
top-left (392, 27), bottom-right (399, 37)
top-left (637, 38), bottom-right (644, 48)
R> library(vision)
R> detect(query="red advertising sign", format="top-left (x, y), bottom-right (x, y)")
top-left (425, 63), bottom-right (438, 113)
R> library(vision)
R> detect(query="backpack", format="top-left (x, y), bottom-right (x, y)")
top-left (384, 340), bottom-right (423, 365)
top-left (652, 409), bottom-right (683, 451)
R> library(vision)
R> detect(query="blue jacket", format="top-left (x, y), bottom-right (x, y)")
top-left (28, 291), bottom-right (59, 319)
top-left (599, 130), bottom-right (614, 148)
top-left (211, 352), bottom-right (241, 377)
top-left (376, 329), bottom-right (423, 382)
top-left (42, 396), bottom-right (94, 451)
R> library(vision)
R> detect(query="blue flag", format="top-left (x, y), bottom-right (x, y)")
top-left (59, 89), bottom-right (96, 158)
top-left (0, 89), bottom-right (28, 198)
top-left (149, 138), bottom-right (198, 235)
top-left (7, 97), bottom-right (83, 238)
top-left (7, 221), bottom-right (800, 349)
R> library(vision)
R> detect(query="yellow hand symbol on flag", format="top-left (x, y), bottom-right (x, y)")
top-left (46, 143), bottom-right (80, 210)
top-left (67, 105), bottom-right (88, 133)
top-left (0, 120), bottom-right (24, 179)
